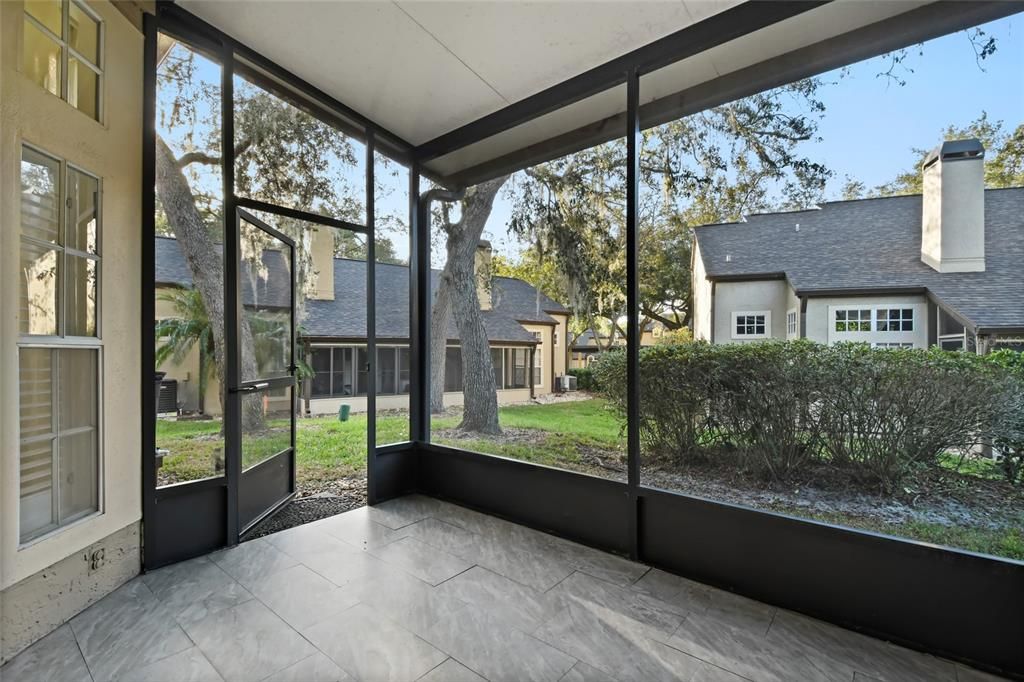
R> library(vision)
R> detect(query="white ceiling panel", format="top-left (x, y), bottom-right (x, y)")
top-left (179, 0), bottom-right (509, 144)
top-left (394, 1), bottom-right (712, 104)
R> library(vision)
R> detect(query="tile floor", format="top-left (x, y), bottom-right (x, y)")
top-left (2, 495), bottom-right (1008, 682)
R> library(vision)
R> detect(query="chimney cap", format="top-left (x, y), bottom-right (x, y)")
top-left (477, 239), bottom-right (493, 249)
top-left (923, 138), bottom-right (985, 170)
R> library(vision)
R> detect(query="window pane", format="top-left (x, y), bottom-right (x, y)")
top-left (310, 348), bottom-right (331, 397)
top-left (444, 347), bottom-right (462, 393)
top-left (58, 430), bottom-right (97, 522)
top-left (20, 241), bottom-right (60, 336)
top-left (65, 255), bottom-right (97, 337)
top-left (20, 348), bottom-right (55, 441)
top-left (357, 347), bottom-right (368, 395)
top-left (334, 347), bottom-right (353, 396)
top-left (398, 347), bottom-right (411, 395)
top-left (26, 0), bottom-right (63, 35)
top-left (378, 347), bottom-right (397, 395)
top-left (68, 58), bottom-right (99, 120)
top-left (67, 169), bottom-right (99, 253)
top-left (23, 19), bottom-right (62, 97)
top-left (19, 348), bottom-right (55, 541)
top-left (68, 2), bottom-right (100, 65)
top-left (241, 386), bottom-right (293, 471)
top-left (58, 348), bottom-right (98, 430)
top-left (239, 218), bottom-right (293, 381)
top-left (21, 147), bottom-right (61, 243)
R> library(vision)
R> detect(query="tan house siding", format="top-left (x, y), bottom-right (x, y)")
top-left (1, 0), bottom-right (143, 662)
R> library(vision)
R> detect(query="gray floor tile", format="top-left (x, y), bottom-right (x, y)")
top-left (181, 598), bottom-right (316, 682)
top-left (208, 538), bottom-right (299, 589)
top-left (346, 570), bottom-right (468, 638)
top-left (765, 610), bottom-right (956, 682)
top-left (954, 664), bottom-right (1012, 682)
top-left (70, 580), bottom-right (193, 682)
top-left (631, 569), bottom-right (774, 634)
top-left (141, 556), bottom-right (252, 619)
top-left (315, 507), bottom-right (410, 549)
top-left (418, 658), bottom-right (487, 682)
top-left (436, 565), bottom-right (560, 633)
top-left (300, 541), bottom-right (397, 587)
top-left (668, 611), bottom-right (852, 682)
top-left (247, 564), bottom-right (361, 630)
top-left (118, 647), bottom-right (224, 682)
top-left (369, 536), bottom-right (474, 585)
top-left (401, 517), bottom-right (482, 557)
top-left (262, 652), bottom-right (352, 682)
top-left (432, 501), bottom-right (518, 537)
top-left (548, 572), bottom-right (683, 643)
top-left (1, 624), bottom-right (93, 682)
top-left (535, 596), bottom-right (707, 682)
top-left (559, 661), bottom-right (619, 682)
top-left (423, 603), bottom-right (576, 682)
top-left (366, 495), bottom-right (444, 529)
top-left (541, 536), bottom-right (649, 588)
top-left (301, 603), bottom-right (447, 682)
top-left (459, 530), bottom-right (576, 591)
top-left (264, 522), bottom-right (342, 558)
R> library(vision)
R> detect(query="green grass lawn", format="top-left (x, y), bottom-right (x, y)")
top-left (156, 398), bottom-right (1023, 560)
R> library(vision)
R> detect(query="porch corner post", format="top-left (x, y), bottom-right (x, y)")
top-left (625, 66), bottom-right (642, 561)
top-left (222, 39), bottom-right (241, 545)
top-left (409, 164), bottom-right (428, 444)
top-left (366, 129), bottom-right (378, 504)
top-left (141, 10), bottom-right (158, 569)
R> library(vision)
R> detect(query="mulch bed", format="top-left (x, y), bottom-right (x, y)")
top-left (245, 474), bottom-right (367, 540)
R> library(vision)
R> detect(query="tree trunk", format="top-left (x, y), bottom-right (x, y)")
top-left (430, 176), bottom-right (509, 434)
top-left (155, 136), bottom-right (265, 431)
top-left (429, 273), bottom-right (452, 414)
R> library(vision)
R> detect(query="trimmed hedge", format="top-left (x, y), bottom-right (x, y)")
top-left (567, 367), bottom-right (598, 392)
top-left (593, 341), bottom-right (1021, 490)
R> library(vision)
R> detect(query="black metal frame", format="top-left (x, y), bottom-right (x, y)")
top-left (140, 2), bottom-right (1024, 676)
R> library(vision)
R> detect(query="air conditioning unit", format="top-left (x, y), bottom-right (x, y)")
top-left (560, 375), bottom-right (577, 391)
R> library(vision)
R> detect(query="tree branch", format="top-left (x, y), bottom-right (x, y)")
top-left (176, 137), bottom-right (254, 168)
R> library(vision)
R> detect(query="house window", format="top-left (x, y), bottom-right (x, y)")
top-left (786, 309), bottom-right (798, 337)
top-left (874, 342), bottom-right (914, 349)
top-left (876, 308), bottom-right (914, 332)
top-left (23, 0), bottom-right (103, 120)
top-left (732, 311), bottom-right (769, 339)
top-left (553, 330), bottom-right (559, 346)
top-left (533, 348), bottom-right (542, 387)
top-left (444, 347), bottom-right (463, 393)
top-left (834, 309), bottom-right (871, 332)
top-left (19, 145), bottom-right (101, 543)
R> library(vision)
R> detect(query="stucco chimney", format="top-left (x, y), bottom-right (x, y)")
top-left (310, 226), bottom-right (335, 301)
top-left (921, 138), bottom-right (985, 273)
top-left (475, 240), bottom-right (493, 311)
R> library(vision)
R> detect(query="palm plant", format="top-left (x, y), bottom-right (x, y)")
top-left (156, 286), bottom-right (217, 414)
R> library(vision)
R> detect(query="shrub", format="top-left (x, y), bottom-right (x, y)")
top-left (987, 349), bottom-right (1024, 485)
top-left (593, 340), bottom-right (1014, 491)
top-left (567, 367), bottom-right (598, 391)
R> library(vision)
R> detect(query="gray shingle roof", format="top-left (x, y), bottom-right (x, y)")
top-left (155, 236), bottom-right (569, 343)
top-left (694, 187), bottom-right (1024, 331)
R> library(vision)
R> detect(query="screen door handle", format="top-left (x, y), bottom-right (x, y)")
top-left (232, 382), bottom-right (269, 393)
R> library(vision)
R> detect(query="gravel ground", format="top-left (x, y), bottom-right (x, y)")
top-left (246, 476), bottom-right (367, 539)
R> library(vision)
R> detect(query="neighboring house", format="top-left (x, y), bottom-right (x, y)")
top-left (569, 323), bottom-right (664, 368)
top-left (692, 139), bottom-right (1024, 353)
top-left (156, 236), bottom-right (571, 415)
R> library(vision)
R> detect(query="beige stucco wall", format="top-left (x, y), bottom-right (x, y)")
top-left (155, 293), bottom-right (222, 414)
top-left (549, 313), bottom-right (569, 384)
top-left (1, 0), bottom-right (143, 659)
top-left (691, 241), bottom-right (713, 341)
top-left (521, 322), bottom-right (552, 393)
top-left (712, 279), bottom-right (789, 343)
top-left (805, 294), bottom-right (930, 348)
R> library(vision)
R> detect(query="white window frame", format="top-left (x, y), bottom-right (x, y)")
top-left (533, 346), bottom-right (543, 388)
top-left (731, 311), bottom-right (771, 340)
top-left (833, 308), bottom-right (872, 333)
top-left (786, 309), bottom-right (798, 338)
top-left (874, 342), bottom-right (914, 350)
top-left (18, 143), bottom-right (103, 546)
top-left (22, 0), bottom-right (105, 122)
top-left (875, 307), bottom-right (914, 333)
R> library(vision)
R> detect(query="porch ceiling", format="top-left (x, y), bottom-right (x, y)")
top-left (176, 0), bottom-right (1018, 185)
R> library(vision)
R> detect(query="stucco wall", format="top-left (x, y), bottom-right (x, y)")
top-left (805, 294), bottom-right (930, 347)
top-left (712, 279), bottom-right (789, 343)
top-left (1, 0), bottom-right (142, 659)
